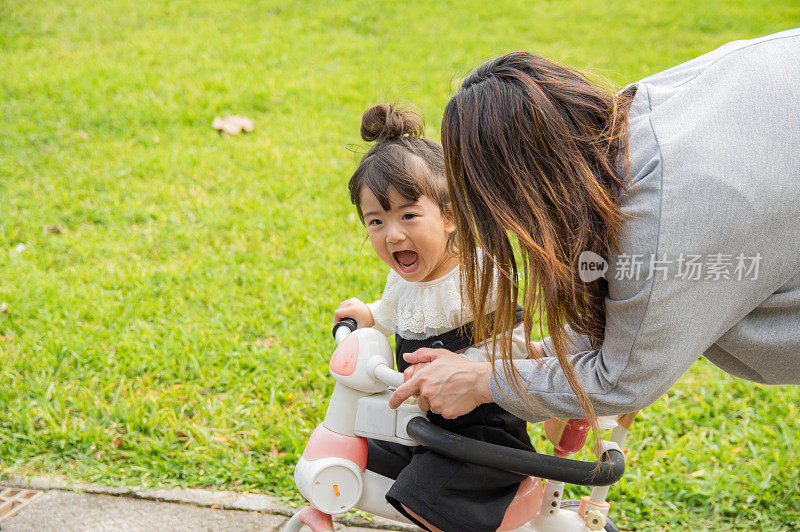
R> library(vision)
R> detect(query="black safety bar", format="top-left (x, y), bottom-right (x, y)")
top-left (405, 416), bottom-right (625, 487)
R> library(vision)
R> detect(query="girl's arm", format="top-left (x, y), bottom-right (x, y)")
top-left (365, 299), bottom-right (394, 337)
top-left (333, 298), bottom-right (394, 337)
top-left (334, 298), bottom-right (379, 328)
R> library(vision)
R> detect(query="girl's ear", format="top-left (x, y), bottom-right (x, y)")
top-left (444, 213), bottom-right (458, 254)
top-left (443, 211), bottom-right (456, 234)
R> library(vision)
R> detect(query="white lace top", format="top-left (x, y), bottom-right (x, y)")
top-left (366, 265), bottom-right (529, 362)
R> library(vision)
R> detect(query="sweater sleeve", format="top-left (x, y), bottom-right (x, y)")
top-left (540, 324), bottom-right (594, 357)
top-left (490, 248), bottom-right (783, 423)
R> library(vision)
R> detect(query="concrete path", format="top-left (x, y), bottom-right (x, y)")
top-left (0, 478), bottom-right (419, 532)
top-left (3, 490), bottom-right (286, 531)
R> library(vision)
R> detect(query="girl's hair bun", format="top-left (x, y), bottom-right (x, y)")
top-left (360, 103), bottom-right (424, 143)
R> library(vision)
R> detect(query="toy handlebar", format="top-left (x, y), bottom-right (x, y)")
top-left (332, 318), bottom-right (358, 343)
top-left (405, 417), bottom-right (625, 487)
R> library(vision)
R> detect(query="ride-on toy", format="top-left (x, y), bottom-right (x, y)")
top-left (284, 320), bottom-right (634, 532)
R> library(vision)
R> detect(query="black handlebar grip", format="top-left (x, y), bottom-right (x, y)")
top-left (332, 318), bottom-right (358, 339)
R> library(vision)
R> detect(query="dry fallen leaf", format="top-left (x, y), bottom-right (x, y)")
top-left (269, 445), bottom-right (286, 457)
top-left (111, 437), bottom-right (123, 449)
top-left (254, 337), bottom-right (275, 349)
top-left (45, 224), bottom-right (63, 235)
top-left (212, 115), bottom-right (255, 136)
top-left (0, 335), bottom-right (12, 341)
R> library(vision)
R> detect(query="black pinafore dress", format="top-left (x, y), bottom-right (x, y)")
top-left (365, 309), bottom-right (534, 532)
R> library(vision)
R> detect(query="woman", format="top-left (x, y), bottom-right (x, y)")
top-left (389, 28), bottom-right (800, 430)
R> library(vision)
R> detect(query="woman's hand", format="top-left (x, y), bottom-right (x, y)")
top-left (333, 298), bottom-right (375, 328)
top-left (388, 349), bottom-right (493, 419)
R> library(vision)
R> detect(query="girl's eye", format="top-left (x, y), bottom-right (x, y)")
top-left (367, 219), bottom-right (382, 227)
top-left (402, 213), bottom-right (418, 220)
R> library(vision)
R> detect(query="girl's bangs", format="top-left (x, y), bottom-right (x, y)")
top-left (358, 151), bottom-right (426, 211)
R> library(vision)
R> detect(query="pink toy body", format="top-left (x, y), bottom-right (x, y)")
top-left (498, 476), bottom-right (544, 530)
top-left (329, 335), bottom-right (358, 377)
top-left (544, 418), bottom-right (592, 457)
top-left (301, 424), bottom-right (367, 471)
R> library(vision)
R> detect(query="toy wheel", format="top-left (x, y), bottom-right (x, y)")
top-left (560, 500), bottom-right (619, 532)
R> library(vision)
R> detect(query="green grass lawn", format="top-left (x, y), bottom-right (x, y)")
top-left (2, 1), bottom-right (799, 529)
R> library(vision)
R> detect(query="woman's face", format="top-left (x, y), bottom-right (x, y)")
top-left (360, 187), bottom-right (458, 283)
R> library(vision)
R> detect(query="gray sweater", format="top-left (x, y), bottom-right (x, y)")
top-left (490, 29), bottom-right (800, 422)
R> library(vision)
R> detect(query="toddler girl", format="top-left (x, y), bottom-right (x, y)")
top-left (334, 103), bottom-right (534, 532)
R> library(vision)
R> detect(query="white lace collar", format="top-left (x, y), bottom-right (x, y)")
top-left (372, 265), bottom-right (482, 340)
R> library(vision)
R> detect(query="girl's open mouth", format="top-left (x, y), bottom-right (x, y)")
top-left (393, 250), bottom-right (419, 273)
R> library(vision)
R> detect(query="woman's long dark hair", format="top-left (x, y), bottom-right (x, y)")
top-left (441, 52), bottom-right (634, 430)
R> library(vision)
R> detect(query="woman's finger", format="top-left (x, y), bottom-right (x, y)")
top-left (404, 361), bottom-right (432, 382)
top-left (403, 347), bottom-right (443, 365)
top-left (389, 377), bottom-right (421, 409)
top-left (417, 395), bottom-right (431, 412)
